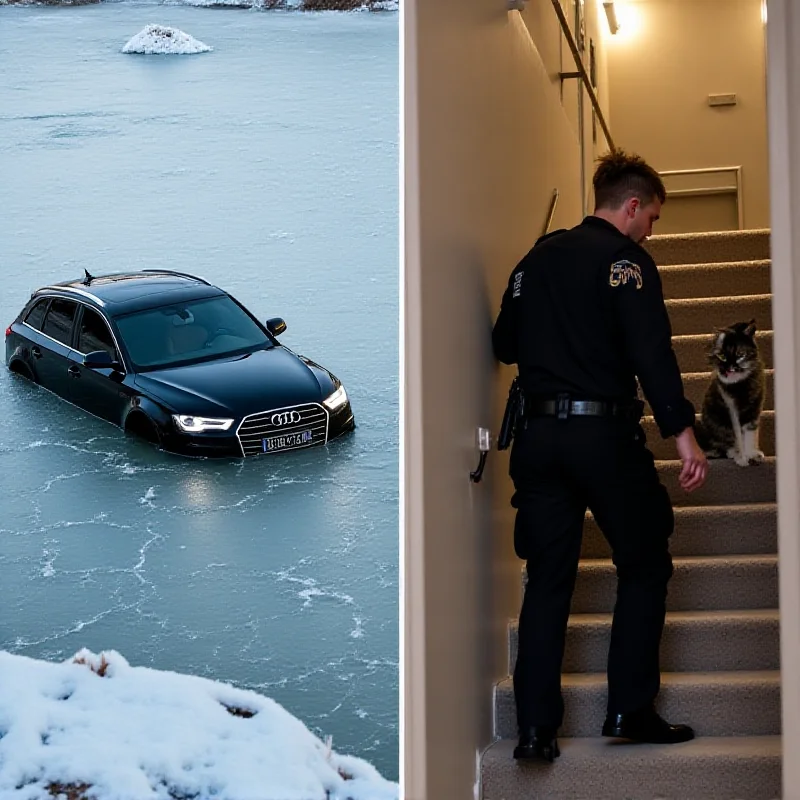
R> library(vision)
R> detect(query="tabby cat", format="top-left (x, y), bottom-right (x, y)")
top-left (695, 319), bottom-right (766, 467)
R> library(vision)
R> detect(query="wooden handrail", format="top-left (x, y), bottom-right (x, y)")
top-left (548, 0), bottom-right (616, 153)
top-left (542, 188), bottom-right (559, 236)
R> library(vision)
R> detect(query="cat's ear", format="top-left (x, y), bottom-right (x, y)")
top-left (744, 318), bottom-right (757, 338)
top-left (711, 328), bottom-right (727, 349)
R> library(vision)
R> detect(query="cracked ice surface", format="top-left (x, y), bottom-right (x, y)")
top-left (0, 4), bottom-right (399, 783)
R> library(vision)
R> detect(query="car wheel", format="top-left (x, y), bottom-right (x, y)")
top-left (9, 361), bottom-right (35, 382)
top-left (125, 412), bottom-right (161, 447)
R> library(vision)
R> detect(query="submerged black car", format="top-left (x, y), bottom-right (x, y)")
top-left (4, 270), bottom-right (355, 457)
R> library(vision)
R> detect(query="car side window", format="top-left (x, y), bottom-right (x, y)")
top-left (24, 299), bottom-right (50, 331)
top-left (77, 307), bottom-right (117, 359)
top-left (41, 298), bottom-right (78, 346)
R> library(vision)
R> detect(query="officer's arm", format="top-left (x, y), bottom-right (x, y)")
top-left (492, 274), bottom-right (517, 365)
top-left (610, 251), bottom-right (696, 439)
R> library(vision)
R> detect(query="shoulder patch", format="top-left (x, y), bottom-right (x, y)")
top-left (609, 259), bottom-right (643, 290)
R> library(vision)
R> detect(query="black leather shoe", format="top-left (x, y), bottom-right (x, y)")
top-left (513, 726), bottom-right (560, 762)
top-left (602, 706), bottom-right (694, 744)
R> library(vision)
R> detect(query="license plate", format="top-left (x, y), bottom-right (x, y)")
top-left (262, 429), bottom-right (313, 452)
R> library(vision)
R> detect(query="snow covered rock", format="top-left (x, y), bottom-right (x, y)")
top-left (122, 25), bottom-right (212, 55)
top-left (0, 648), bottom-right (399, 800)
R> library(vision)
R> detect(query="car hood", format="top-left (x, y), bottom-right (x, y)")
top-left (133, 346), bottom-right (330, 418)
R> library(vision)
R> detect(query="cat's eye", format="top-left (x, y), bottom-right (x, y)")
top-left (716, 354), bottom-right (726, 362)
top-left (737, 355), bottom-right (746, 363)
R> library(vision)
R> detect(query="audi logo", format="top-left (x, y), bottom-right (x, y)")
top-left (271, 410), bottom-right (302, 427)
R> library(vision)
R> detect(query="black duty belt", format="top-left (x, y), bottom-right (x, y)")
top-left (525, 393), bottom-right (644, 422)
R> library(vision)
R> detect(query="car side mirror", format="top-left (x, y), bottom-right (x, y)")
top-left (266, 317), bottom-right (287, 337)
top-left (83, 350), bottom-right (122, 370)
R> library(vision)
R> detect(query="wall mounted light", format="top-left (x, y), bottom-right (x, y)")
top-left (603, 1), bottom-right (620, 34)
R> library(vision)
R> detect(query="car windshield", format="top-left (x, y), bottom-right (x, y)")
top-left (114, 295), bottom-right (272, 371)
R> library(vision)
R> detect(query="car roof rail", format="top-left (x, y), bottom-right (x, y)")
top-left (139, 269), bottom-right (212, 286)
top-left (37, 285), bottom-right (107, 306)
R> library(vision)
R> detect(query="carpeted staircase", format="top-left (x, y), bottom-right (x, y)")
top-left (480, 228), bottom-right (782, 800)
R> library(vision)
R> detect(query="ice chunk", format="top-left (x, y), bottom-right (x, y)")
top-left (122, 25), bottom-right (212, 55)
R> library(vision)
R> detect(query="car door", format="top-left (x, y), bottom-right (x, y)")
top-left (17, 297), bottom-right (51, 374)
top-left (68, 305), bottom-right (131, 425)
top-left (33, 297), bottom-right (79, 400)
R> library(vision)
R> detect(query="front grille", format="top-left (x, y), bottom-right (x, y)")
top-left (236, 403), bottom-right (329, 457)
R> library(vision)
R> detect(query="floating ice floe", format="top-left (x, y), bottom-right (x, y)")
top-left (0, 648), bottom-right (399, 800)
top-left (164, 0), bottom-right (397, 9)
top-left (122, 25), bottom-right (212, 55)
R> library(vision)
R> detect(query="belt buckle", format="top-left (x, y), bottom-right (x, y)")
top-left (556, 393), bottom-right (570, 421)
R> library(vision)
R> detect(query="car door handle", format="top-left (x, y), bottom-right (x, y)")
top-left (68, 365), bottom-right (81, 378)
top-left (31, 346), bottom-right (42, 359)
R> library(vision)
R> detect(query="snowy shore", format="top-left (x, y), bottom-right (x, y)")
top-left (0, 649), bottom-right (399, 800)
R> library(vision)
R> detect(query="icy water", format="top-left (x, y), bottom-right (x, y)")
top-left (0, 4), bottom-right (398, 781)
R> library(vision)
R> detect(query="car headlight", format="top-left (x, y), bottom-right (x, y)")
top-left (172, 415), bottom-right (234, 433)
top-left (323, 385), bottom-right (348, 411)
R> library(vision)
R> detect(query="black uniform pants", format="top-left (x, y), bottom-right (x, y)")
top-left (509, 413), bottom-right (674, 731)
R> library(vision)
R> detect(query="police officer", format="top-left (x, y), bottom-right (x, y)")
top-left (492, 150), bottom-right (708, 763)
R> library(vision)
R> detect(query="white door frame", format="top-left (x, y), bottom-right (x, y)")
top-left (766, 1), bottom-right (800, 796)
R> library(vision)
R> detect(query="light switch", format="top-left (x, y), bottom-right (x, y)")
top-left (708, 93), bottom-right (737, 107)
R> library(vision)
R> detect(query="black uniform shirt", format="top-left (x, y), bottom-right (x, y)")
top-left (492, 215), bottom-right (695, 439)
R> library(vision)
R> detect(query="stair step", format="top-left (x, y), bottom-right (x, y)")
top-left (508, 610), bottom-right (780, 674)
top-left (581, 503), bottom-right (777, 558)
top-left (657, 457), bottom-right (776, 505)
top-left (665, 294), bottom-right (772, 336)
top-left (659, 260), bottom-right (771, 299)
top-left (494, 671), bottom-right (781, 738)
top-left (486, 226), bottom-right (782, 799)
top-left (481, 736), bottom-right (781, 800)
top-left (645, 228), bottom-right (771, 265)
top-left (674, 330), bottom-right (772, 372)
top-left (519, 555), bottom-right (778, 614)
top-left (644, 411), bottom-right (775, 461)
top-left (644, 370), bottom-right (774, 414)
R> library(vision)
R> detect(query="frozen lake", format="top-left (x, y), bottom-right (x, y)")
top-left (0, 3), bottom-right (398, 781)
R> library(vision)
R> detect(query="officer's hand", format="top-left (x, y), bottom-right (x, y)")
top-left (675, 427), bottom-right (708, 493)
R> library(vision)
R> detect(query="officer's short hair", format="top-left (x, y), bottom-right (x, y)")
top-left (593, 150), bottom-right (666, 210)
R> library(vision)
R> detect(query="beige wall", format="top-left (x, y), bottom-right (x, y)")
top-left (404, 2), bottom-right (608, 797)
top-left (606, 0), bottom-right (769, 232)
